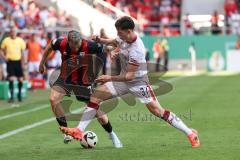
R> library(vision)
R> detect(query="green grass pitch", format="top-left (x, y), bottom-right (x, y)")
top-left (0, 73), bottom-right (240, 160)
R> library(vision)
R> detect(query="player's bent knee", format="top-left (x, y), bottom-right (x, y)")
top-left (146, 102), bottom-right (165, 117)
top-left (97, 114), bottom-right (108, 125)
top-left (49, 91), bottom-right (62, 106)
top-left (49, 96), bottom-right (59, 106)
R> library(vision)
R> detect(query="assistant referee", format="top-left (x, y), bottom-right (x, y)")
top-left (0, 26), bottom-right (26, 103)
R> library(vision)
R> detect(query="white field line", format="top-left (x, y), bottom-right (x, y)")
top-left (0, 102), bottom-right (47, 111)
top-left (0, 108), bottom-right (82, 140)
top-left (0, 104), bottom-right (49, 121)
top-left (0, 76), bottom-right (186, 140)
top-left (0, 117), bottom-right (55, 139)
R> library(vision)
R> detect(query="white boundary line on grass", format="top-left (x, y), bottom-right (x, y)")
top-left (0, 108), bottom-right (83, 140)
top-left (0, 117), bottom-right (55, 139)
top-left (0, 102), bottom-right (46, 111)
top-left (0, 104), bottom-right (49, 121)
top-left (0, 76), bottom-right (186, 140)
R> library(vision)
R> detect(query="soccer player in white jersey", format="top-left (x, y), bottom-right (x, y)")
top-left (60, 16), bottom-right (200, 148)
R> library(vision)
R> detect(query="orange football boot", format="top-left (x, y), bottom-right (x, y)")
top-left (188, 129), bottom-right (200, 148)
top-left (60, 127), bottom-right (83, 141)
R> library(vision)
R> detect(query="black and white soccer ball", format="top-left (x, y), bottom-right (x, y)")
top-left (80, 131), bottom-right (98, 149)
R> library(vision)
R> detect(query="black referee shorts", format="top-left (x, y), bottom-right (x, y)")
top-left (52, 77), bottom-right (92, 102)
top-left (7, 60), bottom-right (23, 78)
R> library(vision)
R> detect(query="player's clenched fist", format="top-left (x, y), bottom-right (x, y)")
top-left (39, 62), bottom-right (46, 74)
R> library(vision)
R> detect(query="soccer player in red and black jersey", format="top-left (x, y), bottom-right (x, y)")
top-left (39, 30), bottom-right (122, 147)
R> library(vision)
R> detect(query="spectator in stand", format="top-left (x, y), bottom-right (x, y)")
top-left (106, 0), bottom-right (117, 6)
top-left (161, 12), bottom-right (170, 26)
top-left (39, 6), bottom-right (49, 25)
top-left (160, 0), bottom-right (172, 14)
top-left (44, 7), bottom-right (57, 27)
top-left (224, 0), bottom-right (238, 24)
top-left (163, 25), bottom-right (171, 37)
top-left (1, 0), bottom-right (72, 30)
top-left (224, 0), bottom-right (238, 35)
top-left (183, 13), bottom-right (194, 36)
top-left (102, 0), bottom-right (181, 36)
top-left (137, 9), bottom-right (149, 32)
top-left (229, 10), bottom-right (240, 35)
top-left (12, 4), bottom-right (25, 29)
top-left (1, 14), bottom-right (15, 29)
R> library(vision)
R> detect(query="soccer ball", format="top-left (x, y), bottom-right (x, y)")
top-left (80, 131), bottom-right (98, 149)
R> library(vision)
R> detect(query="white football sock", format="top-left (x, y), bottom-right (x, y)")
top-left (109, 131), bottom-right (123, 148)
top-left (167, 112), bottom-right (192, 135)
top-left (77, 106), bottom-right (97, 131)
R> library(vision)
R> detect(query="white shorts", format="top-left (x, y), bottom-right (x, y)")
top-left (28, 61), bottom-right (40, 73)
top-left (105, 80), bottom-right (157, 104)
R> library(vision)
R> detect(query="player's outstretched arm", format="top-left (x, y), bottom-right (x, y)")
top-left (39, 43), bottom-right (53, 74)
top-left (92, 35), bottom-right (118, 47)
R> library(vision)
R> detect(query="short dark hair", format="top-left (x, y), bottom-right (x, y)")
top-left (67, 30), bottom-right (81, 43)
top-left (115, 16), bottom-right (135, 30)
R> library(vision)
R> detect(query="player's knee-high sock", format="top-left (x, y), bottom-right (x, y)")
top-left (9, 80), bottom-right (13, 100)
top-left (77, 102), bottom-right (99, 131)
top-left (101, 121), bottom-right (113, 133)
top-left (55, 103), bottom-right (67, 127)
top-left (56, 116), bottom-right (67, 127)
top-left (18, 81), bottom-right (22, 98)
top-left (161, 110), bottom-right (192, 135)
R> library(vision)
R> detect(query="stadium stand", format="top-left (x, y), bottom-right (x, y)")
top-left (0, 0), bottom-right (72, 30)
top-left (94, 0), bottom-right (182, 36)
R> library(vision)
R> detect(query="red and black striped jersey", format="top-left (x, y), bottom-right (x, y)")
top-left (51, 37), bottom-right (104, 86)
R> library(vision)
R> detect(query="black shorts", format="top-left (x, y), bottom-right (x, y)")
top-left (53, 77), bottom-right (92, 102)
top-left (7, 60), bottom-right (23, 78)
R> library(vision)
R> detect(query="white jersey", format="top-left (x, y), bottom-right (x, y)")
top-left (104, 34), bottom-right (156, 104)
top-left (116, 34), bottom-right (147, 80)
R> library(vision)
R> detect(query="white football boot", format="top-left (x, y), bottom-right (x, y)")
top-left (109, 131), bottom-right (123, 148)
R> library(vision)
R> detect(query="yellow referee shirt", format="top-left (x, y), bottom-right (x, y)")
top-left (1, 37), bottom-right (26, 61)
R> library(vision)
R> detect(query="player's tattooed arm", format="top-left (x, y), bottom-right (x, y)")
top-left (39, 43), bottom-right (53, 74)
